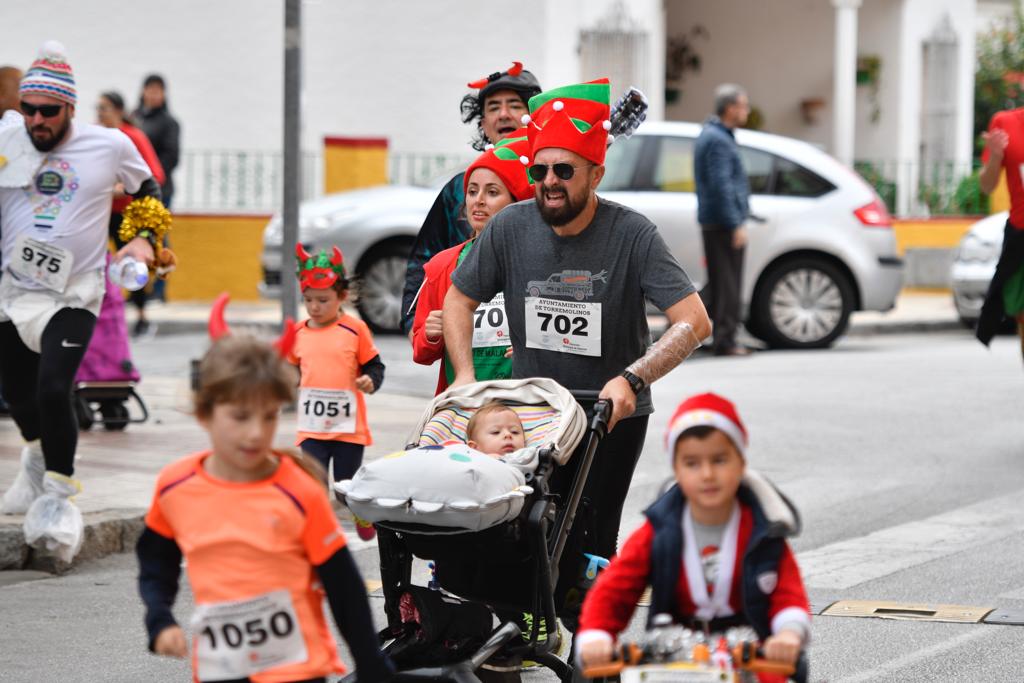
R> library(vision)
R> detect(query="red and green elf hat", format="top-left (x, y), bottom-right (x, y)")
top-left (295, 243), bottom-right (346, 290)
top-left (463, 129), bottom-right (534, 202)
top-left (522, 78), bottom-right (612, 166)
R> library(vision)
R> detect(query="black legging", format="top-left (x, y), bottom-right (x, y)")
top-left (0, 308), bottom-right (97, 476)
top-left (553, 412), bottom-right (649, 628)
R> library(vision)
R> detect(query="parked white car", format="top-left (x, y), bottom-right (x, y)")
top-left (261, 121), bottom-right (903, 347)
top-left (951, 211), bottom-right (1005, 326)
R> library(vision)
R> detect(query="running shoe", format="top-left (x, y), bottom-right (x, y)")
top-left (520, 613), bottom-right (566, 669)
top-left (354, 515), bottom-right (376, 541)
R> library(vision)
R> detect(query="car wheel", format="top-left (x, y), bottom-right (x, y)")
top-left (356, 241), bottom-right (412, 334)
top-left (752, 258), bottom-right (854, 349)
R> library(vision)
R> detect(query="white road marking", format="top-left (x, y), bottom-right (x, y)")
top-left (798, 490), bottom-right (1024, 590)
top-left (833, 627), bottom-right (991, 683)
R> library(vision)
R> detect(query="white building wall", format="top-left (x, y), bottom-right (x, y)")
top-left (664, 0), bottom-right (836, 148)
top-left (0, 0), bottom-right (664, 158)
top-left (852, 0), bottom-right (904, 163)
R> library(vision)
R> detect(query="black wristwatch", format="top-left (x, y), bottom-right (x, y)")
top-left (621, 370), bottom-right (646, 395)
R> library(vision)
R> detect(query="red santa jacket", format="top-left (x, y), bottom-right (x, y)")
top-left (579, 483), bottom-right (809, 680)
top-left (411, 241), bottom-right (465, 395)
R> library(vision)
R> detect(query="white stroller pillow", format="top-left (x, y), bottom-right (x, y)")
top-left (336, 443), bottom-right (535, 531)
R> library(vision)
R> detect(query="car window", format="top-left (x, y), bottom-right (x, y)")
top-left (601, 135), bottom-right (645, 191)
top-left (651, 135), bottom-right (697, 192)
top-left (774, 156), bottom-right (835, 197)
top-left (739, 147), bottom-right (774, 194)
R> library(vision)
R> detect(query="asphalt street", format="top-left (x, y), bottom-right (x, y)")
top-left (1, 328), bottom-right (1022, 682)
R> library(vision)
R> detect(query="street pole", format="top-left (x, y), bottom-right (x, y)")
top-left (281, 0), bottom-right (301, 324)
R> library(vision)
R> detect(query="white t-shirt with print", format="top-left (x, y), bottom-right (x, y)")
top-left (0, 122), bottom-right (152, 290)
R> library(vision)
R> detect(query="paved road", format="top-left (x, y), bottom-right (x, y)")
top-left (1, 329), bottom-right (1022, 681)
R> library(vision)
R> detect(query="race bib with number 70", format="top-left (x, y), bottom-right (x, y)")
top-left (193, 589), bottom-right (308, 681)
top-left (524, 297), bottom-right (602, 357)
top-left (297, 387), bottom-right (358, 434)
top-left (11, 234), bottom-right (74, 293)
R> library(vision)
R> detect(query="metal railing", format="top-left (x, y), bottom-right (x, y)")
top-left (172, 149), bottom-right (472, 214)
top-left (854, 159), bottom-right (987, 218)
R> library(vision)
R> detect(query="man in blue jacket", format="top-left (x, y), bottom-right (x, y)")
top-left (694, 84), bottom-right (751, 356)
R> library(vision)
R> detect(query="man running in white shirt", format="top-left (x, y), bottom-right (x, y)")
top-left (0, 42), bottom-right (168, 561)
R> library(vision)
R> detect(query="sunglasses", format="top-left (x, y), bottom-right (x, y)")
top-left (528, 162), bottom-right (590, 182)
top-left (20, 102), bottom-right (66, 118)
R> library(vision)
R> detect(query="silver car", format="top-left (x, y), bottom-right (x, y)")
top-left (261, 122), bottom-right (903, 347)
top-left (951, 211), bottom-right (1004, 326)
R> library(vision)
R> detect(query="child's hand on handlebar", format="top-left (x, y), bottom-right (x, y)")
top-left (762, 629), bottom-right (801, 664)
top-left (578, 637), bottom-right (615, 667)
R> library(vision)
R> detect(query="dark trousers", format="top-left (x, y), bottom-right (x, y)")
top-left (299, 438), bottom-right (365, 483)
top-left (554, 413), bottom-right (649, 628)
top-left (0, 309), bottom-right (97, 476)
top-left (700, 226), bottom-right (745, 351)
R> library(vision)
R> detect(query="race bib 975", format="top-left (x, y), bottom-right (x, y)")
top-left (11, 234), bottom-right (73, 292)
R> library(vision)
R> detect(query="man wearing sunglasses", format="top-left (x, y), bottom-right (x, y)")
top-left (443, 79), bottom-right (711, 631)
top-left (400, 62), bottom-right (541, 338)
top-left (0, 42), bottom-right (165, 562)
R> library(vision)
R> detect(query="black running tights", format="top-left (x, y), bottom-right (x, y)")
top-left (0, 308), bottom-right (97, 476)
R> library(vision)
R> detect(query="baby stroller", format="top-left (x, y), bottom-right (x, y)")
top-left (73, 253), bottom-right (149, 431)
top-left (337, 378), bottom-right (611, 682)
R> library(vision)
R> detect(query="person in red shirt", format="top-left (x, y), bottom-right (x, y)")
top-left (96, 90), bottom-right (165, 336)
top-left (290, 245), bottom-right (385, 539)
top-left (575, 393), bottom-right (809, 681)
top-left (977, 110), bottom-right (1024, 360)
top-left (411, 130), bottom-right (534, 394)
top-left (136, 317), bottom-right (393, 683)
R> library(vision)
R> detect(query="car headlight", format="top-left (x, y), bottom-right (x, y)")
top-left (956, 234), bottom-right (998, 264)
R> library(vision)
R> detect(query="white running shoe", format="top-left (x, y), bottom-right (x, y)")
top-left (23, 472), bottom-right (84, 563)
top-left (1, 443), bottom-right (46, 514)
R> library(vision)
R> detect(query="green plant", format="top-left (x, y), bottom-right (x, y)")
top-left (950, 171), bottom-right (990, 215)
top-left (853, 162), bottom-right (896, 213)
top-left (856, 55), bottom-right (882, 124)
top-left (975, 3), bottom-right (1024, 155)
top-left (665, 25), bottom-right (708, 103)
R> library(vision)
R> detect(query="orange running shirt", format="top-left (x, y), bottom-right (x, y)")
top-left (145, 452), bottom-right (348, 683)
top-left (288, 314), bottom-right (379, 445)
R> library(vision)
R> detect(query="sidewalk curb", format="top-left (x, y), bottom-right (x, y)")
top-left (0, 508), bottom-right (145, 574)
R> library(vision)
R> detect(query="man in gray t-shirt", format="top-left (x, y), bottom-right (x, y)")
top-left (452, 196), bottom-right (693, 417)
top-left (443, 78), bottom-right (711, 628)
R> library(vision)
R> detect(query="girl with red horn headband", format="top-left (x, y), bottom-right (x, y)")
top-left (136, 293), bottom-right (394, 682)
top-left (290, 245), bottom-right (385, 541)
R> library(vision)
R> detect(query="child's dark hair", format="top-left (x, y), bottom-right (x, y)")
top-left (194, 334), bottom-right (325, 483)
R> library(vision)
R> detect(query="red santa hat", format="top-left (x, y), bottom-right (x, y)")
top-left (665, 393), bottom-right (748, 458)
top-left (463, 129), bottom-right (534, 202)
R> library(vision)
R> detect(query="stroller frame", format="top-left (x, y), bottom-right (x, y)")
top-left (375, 392), bottom-right (611, 682)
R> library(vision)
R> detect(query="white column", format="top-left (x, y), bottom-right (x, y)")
top-left (831, 0), bottom-right (861, 166)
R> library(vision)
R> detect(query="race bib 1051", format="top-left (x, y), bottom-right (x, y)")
top-left (297, 387), bottom-right (358, 434)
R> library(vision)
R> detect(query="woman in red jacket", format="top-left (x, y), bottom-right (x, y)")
top-left (97, 90), bottom-right (165, 336)
top-left (411, 130), bottom-right (534, 394)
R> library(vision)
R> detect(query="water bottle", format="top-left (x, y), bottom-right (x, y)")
top-left (108, 256), bottom-right (149, 291)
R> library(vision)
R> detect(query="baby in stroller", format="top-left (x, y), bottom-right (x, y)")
top-left (466, 402), bottom-right (526, 458)
top-left (336, 378), bottom-right (608, 682)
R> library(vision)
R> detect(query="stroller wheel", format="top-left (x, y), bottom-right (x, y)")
top-left (100, 401), bottom-right (129, 431)
top-left (74, 395), bottom-right (94, 431)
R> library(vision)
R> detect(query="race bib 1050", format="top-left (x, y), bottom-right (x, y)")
top-left (193, 589), bottom-right (307, 680)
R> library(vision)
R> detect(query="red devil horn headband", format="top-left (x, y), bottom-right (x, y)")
top-left (467, 61), bottom-right (524, 89)
top-left (295, 243), bottom-right (313, 262)
top-left (208, 291), bottom-right (298, 357)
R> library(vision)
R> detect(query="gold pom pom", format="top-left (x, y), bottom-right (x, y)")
top-left (118, 196), bottom-right (172, 248)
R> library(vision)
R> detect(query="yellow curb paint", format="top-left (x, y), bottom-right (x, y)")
top-left (365, 579), bottom-right (383, 594)
top-left (163, 214), bottom-right (270, 301)
top-left (821, 600), bottom-right (992, 624)
top-left (892, 218), bottom-right (975, 255)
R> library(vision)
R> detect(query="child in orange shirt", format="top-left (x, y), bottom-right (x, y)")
top-left (135, 311), bottom-right (393, 683)
top-left (289, 245), bottom-right (385, 538)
